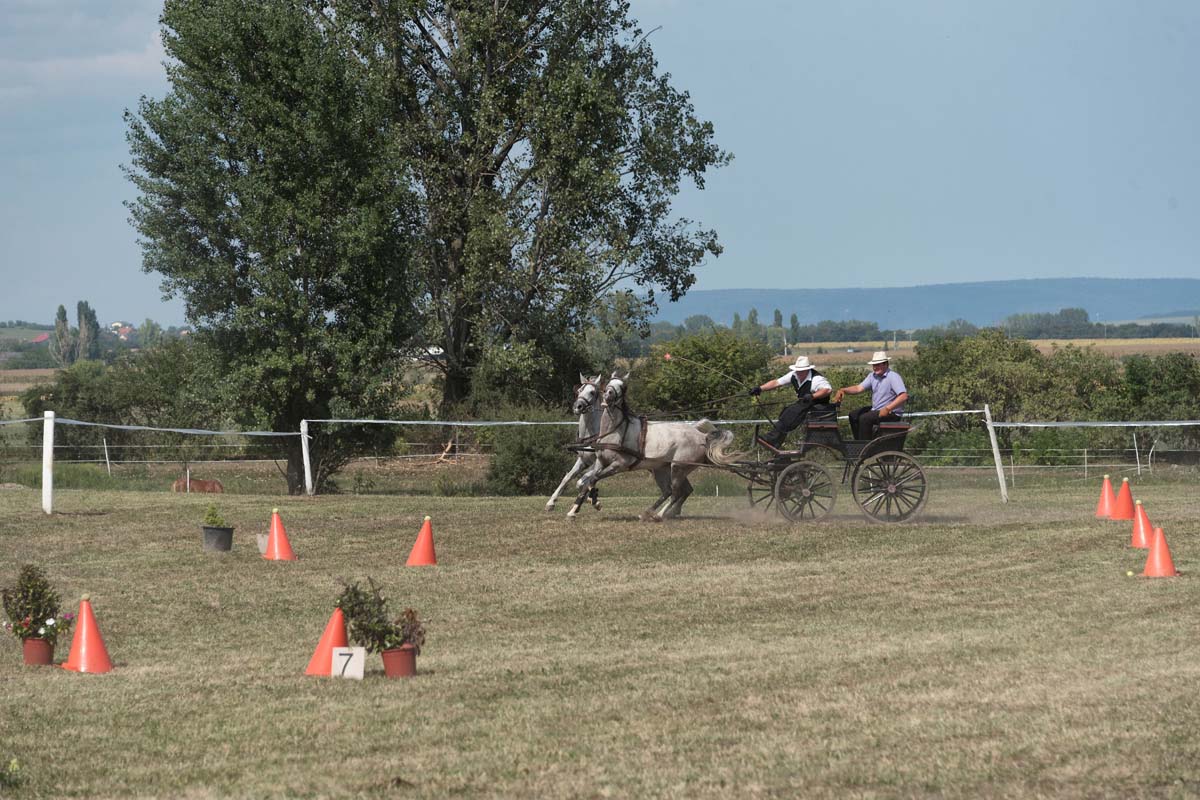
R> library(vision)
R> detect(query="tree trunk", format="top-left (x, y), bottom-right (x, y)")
top-left (286, 441), bottom-right (306, 495)
top-left (442, 361), bottom-right (472, 410)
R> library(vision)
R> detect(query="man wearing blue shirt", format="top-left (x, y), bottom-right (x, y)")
top-left (832, 351), bottom-right (908, 440)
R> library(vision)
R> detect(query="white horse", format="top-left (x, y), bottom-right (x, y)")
top-left (546, 374), bottom-right (604, 512)
top-left (567, 372), bottom-right (743, 521)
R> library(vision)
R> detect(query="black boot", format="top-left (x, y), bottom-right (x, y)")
top-left (758, 429), bottom-right (785, 450)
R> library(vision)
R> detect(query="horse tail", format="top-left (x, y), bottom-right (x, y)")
top-left (703, 426), bottom-right (746, 466)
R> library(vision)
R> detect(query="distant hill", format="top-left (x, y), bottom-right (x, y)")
top-left (653, 278), bottom-right (1200, 330)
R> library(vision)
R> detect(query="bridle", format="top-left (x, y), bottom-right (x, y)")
top-left (573, 381), bottom-right (600, 415)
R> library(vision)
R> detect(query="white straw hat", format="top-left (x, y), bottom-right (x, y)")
top-left (789, 355), bottom-right (814, 371)
top-left (868, 351), bottom-right (890, 365)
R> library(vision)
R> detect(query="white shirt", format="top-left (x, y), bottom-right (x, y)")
top-left (772, 369), bottom-right (831, 396)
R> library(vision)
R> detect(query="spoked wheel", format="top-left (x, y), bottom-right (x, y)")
top-left (851, 452), bottom-right (928, 523)
top-left (746, 468), bottom-right (778, 514)
top-left (774, 462), bottom-right (837, 522)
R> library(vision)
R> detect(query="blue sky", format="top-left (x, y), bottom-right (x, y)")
top-left (3, 1), bottom-right (1199, 328)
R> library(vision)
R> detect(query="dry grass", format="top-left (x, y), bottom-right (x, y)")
top-left (0, 369), bottom-right (54, 398)
top-left (1030, 338), bottom-right (1200, 359)
top-left (783, 338), bottom-right (1200, 368)
top-left (2, 476), bottom-right (1199, 798)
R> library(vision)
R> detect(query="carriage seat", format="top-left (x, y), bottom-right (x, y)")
top-left (803, 405), bottom-right (840, 432)
top-left (877, 421), bottom-right (911, 432)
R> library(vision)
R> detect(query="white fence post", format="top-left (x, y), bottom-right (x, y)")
top-left (103, 437), bottom-right (112, 477)
top-left (41, 411), bottom-right (54, 515)
top-left (1132, 432), bottom-right (1141, 476)
top-left (301, 420), bottom-right (314, 496)
top-left (983, 404), bottom-right (1009, 503)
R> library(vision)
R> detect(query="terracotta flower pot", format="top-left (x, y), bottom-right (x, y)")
top-left (23, 637), bottom-right (54, 666)
top-left (381, 644), bottom-right (417, 678)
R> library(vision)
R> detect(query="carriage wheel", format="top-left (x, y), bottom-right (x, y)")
top-left (851, 452), bottom-right (927, 523)
top-left (774, 462), bottom-right (837, 522)
top-left (746, 469), bottom-right (778, 513)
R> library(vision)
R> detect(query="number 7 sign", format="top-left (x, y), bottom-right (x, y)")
top-left (330, 647), bottom-right (365, 680)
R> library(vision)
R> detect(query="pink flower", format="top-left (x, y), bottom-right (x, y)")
top-left (664, 353), bottom-right (672, 360)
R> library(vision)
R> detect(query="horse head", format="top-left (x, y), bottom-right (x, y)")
top-left (602, 370), bottom-right (629, 409)
top-left (573, 373), bottom-right (602, 415)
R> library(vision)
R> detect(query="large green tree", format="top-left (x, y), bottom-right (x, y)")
top-left (126, 0), bottom-right (419, 492)
top-left (329, 0), bottom-right (729, 406)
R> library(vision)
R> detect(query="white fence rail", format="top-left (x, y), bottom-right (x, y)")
top-left (6, 408), bottom-right (1200, 511)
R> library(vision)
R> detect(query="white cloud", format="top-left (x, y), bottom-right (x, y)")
top-left (0, 2), bottom-right (167, 109)
top-left (0, 29), bottom-right (165, 90)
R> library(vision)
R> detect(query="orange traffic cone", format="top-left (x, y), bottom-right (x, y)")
top-left (406, 516), bottom-right (437, 566)
top-left (264, 507), bottom-right (297, 561)
top-left (61, 595), bottom-right (112, 674)
top-left (1095, 474), bottom-right (1116, 518)
top-left (305, 608), bottom-right (349, 676)
top-left (1110, 477), bottom-right (1135, 521)
top-left (1142, 527), bottom-right (1180, 577)
top-left (1131, 501), bottom-right (1153, 549)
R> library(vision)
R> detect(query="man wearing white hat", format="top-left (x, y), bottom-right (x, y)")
top-left (748, 355), bottom-right (833, 449)
top-left (832, 351), bottom-right (908, 440)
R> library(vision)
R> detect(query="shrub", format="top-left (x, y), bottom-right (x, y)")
top-left (2, 565), bottom-right (75, 646)
top-left (487, 424), bottom-right (574, 495)
top-left (336, 578), bottom-right (425, 654)
top-left (202, 505), bottom-right (227, 527)
top-left (479, 404), bottom-right (574, 496)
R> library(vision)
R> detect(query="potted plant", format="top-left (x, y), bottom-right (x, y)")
top-left (336, 579), bottom-right (426, 678)
top-left (201, 504), bottom-right (234, 551)
top-left (2, 564), bottom-right (76, 666)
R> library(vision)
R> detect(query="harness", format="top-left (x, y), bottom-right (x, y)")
top-left (570, 388), bottom-right (647, 467)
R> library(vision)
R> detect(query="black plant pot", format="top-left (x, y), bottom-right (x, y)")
top-left (201, 525), bottom-right (234, 551)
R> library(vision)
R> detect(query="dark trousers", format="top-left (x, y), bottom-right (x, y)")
top-left (849, 407), bottom-right (899, 440)
top-left (761, 401), bottom-right (834, 448)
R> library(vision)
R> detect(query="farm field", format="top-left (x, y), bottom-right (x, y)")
top-left (783, 338), bottom-right (1200, 367)
top-left (2, 478), bottom-right (1198, 798)
top-left (0, 369), bottom-right (53, 399)
top-left (1029, 338), bottom-right (1200, 359)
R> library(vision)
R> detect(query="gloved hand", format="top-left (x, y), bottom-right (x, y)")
top-left (801, 393), bottom-right (814, 403)
top-left (748, 386), bottom-right (762, 397)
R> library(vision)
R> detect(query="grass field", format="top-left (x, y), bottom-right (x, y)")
top-left (2, 476), bottom-right (1199, 798)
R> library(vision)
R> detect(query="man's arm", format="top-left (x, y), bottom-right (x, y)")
top-left (881, 391), bottom-right (908, 416)
top-left (750, 373), bottom-right (792, 396)
top-left (831, 384), bottom-right (864, 403)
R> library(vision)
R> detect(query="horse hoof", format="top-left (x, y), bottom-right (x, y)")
top-left (545, 504), bottom-right (555, 511)
top-left (650, 514), bottom-right (663, 523)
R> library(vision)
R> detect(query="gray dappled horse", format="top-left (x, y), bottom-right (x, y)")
top-left (546, 374), bottom-right (604, 512)
top-left (567, 372), bottom-right (743, 521)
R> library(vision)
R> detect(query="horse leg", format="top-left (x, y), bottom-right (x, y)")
top-left (640, 466), bottom-right (673, 522)
top-left (658, 466), bottom-right (697, 521)
top-left (567, 459), bottom-right (626, 519)
top-left (547, 457), bottom-right (586, 511)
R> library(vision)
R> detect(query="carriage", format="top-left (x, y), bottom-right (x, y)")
top-left (729, 407), bottom-right (929, 523)
top-left (556, 374), bottom-right (928, 524)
